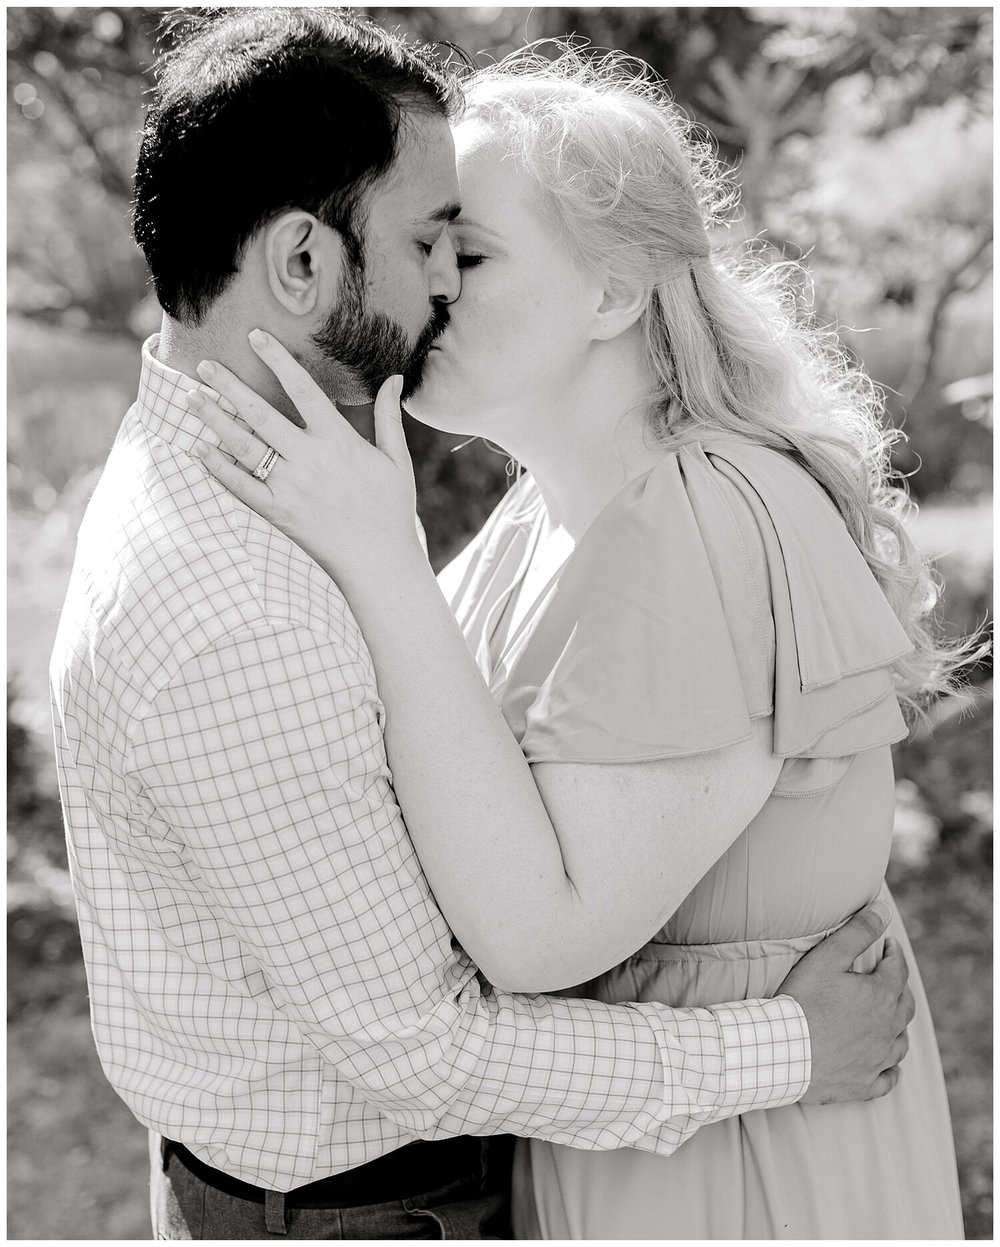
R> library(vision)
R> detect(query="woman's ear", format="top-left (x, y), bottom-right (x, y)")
top-left (592, 277), bottom-right (647, 342)
top-left (262, 211), bottom-right (341, 317)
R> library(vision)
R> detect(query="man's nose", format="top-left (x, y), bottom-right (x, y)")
top-left (430, 232), bottom-right (461, 305)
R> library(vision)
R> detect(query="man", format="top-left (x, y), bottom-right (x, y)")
top-left (51, 9), bottom-right (912, 1240)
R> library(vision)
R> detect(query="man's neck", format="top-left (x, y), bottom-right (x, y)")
top-left (156, 314), bottom-right (302, 424)
top-left (155, 314), bottom-right (376, 442)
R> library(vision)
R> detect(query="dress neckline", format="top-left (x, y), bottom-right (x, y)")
top-left (484, 437), bottom-right (767, 690)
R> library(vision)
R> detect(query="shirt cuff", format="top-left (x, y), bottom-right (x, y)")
top-left (712, 994), bottom-right (811, 1114)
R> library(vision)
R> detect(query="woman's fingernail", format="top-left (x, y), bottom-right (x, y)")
top-left (185, 390), bottom-right (205, 410)
top-left (197, 360), bottom-right (216, 379)
top-left (249, 329), bottom-right (270, 350)
top-left (393, 374), bottom-right (404, 399)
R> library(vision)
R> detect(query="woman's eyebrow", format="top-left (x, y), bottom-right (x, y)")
top-left (452, 216), bottom-right (503, 242)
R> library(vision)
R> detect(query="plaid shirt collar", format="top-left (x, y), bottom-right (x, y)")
top-left (136, 332), bottom-right (237, 456)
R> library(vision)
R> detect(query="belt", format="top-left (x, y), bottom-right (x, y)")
top-left (162, 1134), bottom-right (485, 1209)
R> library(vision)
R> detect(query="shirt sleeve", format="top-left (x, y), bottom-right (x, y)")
top-left (127, 619), bottom-right (809, 1153)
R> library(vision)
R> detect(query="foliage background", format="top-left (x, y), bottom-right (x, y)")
top-left (7, 6), bottom-right (992, 1240)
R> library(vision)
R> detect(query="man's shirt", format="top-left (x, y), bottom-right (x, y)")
top-left (50, 336), bottom-right (810, 1191)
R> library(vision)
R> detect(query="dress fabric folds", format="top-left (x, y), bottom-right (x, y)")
top-left (445, 439), bottom-right (964, 1240)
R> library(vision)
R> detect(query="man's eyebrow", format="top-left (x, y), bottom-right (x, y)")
top-left (417, 202), bottom-right (462, 225)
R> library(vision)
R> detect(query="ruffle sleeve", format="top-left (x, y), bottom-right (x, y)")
top-left (500, 440), bottom-right (913, 764)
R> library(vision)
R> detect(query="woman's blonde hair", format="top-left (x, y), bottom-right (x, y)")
top-left (467, 44), bottom-right (980, 713)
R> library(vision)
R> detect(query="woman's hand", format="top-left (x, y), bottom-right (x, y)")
top-left (186, 329), bottom-right (423, 587)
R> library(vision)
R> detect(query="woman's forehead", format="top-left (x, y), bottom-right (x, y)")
top-left (452, 115), bottom-right (501, 161)
top-left (455, 161), bottom-right (531, 243)
top-left (453, 122), bottom-right (523, 196)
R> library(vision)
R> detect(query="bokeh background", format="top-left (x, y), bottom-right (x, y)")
top-left (7, 6), bottom-right (993, 1240)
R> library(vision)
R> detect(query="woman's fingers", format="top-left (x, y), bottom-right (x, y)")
top-left (186, 389), bottom-right (275, 476)
top-left (194, 357), bottom-right (301, 458)
top-left (248, 328), bottom-right (343, 433)
top-left (194, 441), bottom-right (274, 510)
top-left (373, 375), bottom-right (410, 470)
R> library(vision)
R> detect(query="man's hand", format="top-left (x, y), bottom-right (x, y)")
top-left (778, 900), bottom-right (915, 1105)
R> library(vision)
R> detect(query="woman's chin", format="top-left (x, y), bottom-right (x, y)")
top-left (405, 380), bottom-right (471, 435)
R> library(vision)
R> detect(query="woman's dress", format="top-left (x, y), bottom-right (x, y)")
top-left (443, 439), bottom-right (964, 1240)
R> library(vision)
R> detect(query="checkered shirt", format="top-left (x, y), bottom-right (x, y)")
top-left (49, 335), bottom-right (810, 1191)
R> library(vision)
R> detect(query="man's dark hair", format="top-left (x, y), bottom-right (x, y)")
top-left (133, 7), bottom-right (463, 323)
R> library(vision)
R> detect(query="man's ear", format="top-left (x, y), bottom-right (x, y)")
top-left (262, 210), bottom-right (341, 317)
top-left (591, 277), bottom-right (647, 342)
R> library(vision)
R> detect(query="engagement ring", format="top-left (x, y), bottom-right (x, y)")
top-left (252, 445), bottom-right (279, 482)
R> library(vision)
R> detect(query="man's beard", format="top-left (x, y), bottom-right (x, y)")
top-left (312, 260), bottom-right (449, 405)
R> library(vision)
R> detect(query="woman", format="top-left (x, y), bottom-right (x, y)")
top-left (188, 49), bottom-right (965, 1239)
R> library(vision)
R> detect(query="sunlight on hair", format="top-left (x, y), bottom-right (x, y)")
top-left (459, 41), bottom-right (985, 712)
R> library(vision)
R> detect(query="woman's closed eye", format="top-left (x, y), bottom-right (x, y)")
top-left (457, 253), bottom-right (485, 270)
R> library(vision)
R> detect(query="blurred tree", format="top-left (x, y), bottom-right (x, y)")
top-left (695, 8), bottom-right (992, 497)
top-left (7, 6), bottom-right (164, 334)
top-left (378, 8), bottom-right (990, 219)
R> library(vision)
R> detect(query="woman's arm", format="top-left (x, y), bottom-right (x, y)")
top-left (343, 543), bottom-right (780, 991)
top-left (188, 340), bottom-right (780, 991)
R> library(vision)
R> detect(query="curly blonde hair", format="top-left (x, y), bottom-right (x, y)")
top-left (467, 44), bottom-right (980, 713)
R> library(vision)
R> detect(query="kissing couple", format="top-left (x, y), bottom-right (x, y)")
top-left (52, 8), bottom-right (964, 1240)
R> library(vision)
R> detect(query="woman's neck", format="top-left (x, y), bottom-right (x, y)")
top-left (511, 350), bottom-right (664, 542)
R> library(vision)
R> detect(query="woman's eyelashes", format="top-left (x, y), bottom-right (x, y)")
top-left (457, 253), bottom-right (485, 270)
